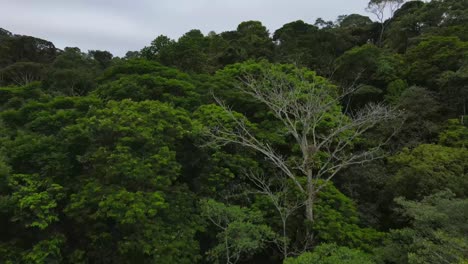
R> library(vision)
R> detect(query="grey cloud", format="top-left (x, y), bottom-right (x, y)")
top-left (0, 0), bottom-right (371, 56)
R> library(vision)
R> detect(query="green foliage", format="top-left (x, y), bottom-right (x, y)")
top-left (1, 132), bottom-right (71, 177)
top-left (201, 199), bottom-right (275, 263)
top-left (314, 182), bottom-right (383, 250)
top-left (171, 30), bottom-right (211, 73)
top-left (22, 234), bottom-right (65, 264)
top-left (385, 79), bottom-right (408, 104)
top-left (231, 21), bottom-right (275, 62)
top-left (439, 119), bottom-right (468, 147)
top-left (0, 82), bottom-right (45, 109)
top-left (406, 36), bottom-right (468, 89)
top-left (388, 144), bottom-right (468, 199)
top-left (0, 98), bottom-right (201, 263)
top-left (88, 50), bottom-right (113, 68)
top-left (334, 44), bottom-right (406, 88)
top-left (274, 19), bottom-right (368, 76)
top-left (60, 100), bottom-right (200, 262)
top-left (350, 85), bottom-right (383, 109)
top-left (95, 74), bottom-right (199, 108)
top-left (333, 160), bottom-right (391, 228)
top-left (393, 86), bottom-right (442, 147)
top-left (383, 1), bottom-right (426, 52)
top-left (63, 99), bottom-right (191, 188)
top-left (376, 191), bottom-right (468, 264)
top-left (67, 183), bottom-right (165, 225)
top-left (1, 1), bottom-right (468, 262)
top-left (7, 173), bottom-right (64, 230)
top-left (1, 96), bottom-right (101, 134)
top-left (141, 35), bottom-right (174, 60)
top-left (340, 14), bottom-right (373, 28)
top-left (0, 34), bottom-right (57, 69)
top-left (192, 103), bottom-right (261, 196)
top-left (99, 59), bottom-right (192, 83)
top-left (142, 31), bottom-right (213, 73)
top-left (284, 243), bottom-right (375, 264)
top-left (44, 47), bottom-right (103, 96)
top-left (213, 59), bottom-right (340, 119)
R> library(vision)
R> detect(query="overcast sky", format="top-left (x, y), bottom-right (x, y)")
top-left (0, 0), bottom-right (371, 56)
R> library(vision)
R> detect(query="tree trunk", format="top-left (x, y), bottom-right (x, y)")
top-left (282, 219), bottom-right (288, 258)
top-left (305, 171), bottom-right (315, 223)
top-left (378, 24), bottom-right (385, 47)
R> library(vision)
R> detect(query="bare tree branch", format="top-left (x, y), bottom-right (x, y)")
top-left (201, 63), bottom-right (401, 246)
top-left (243, 169), bottom-right (305, 258)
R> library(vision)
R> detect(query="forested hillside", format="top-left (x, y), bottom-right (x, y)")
top-left (0, 0), bottom-right (467, 263)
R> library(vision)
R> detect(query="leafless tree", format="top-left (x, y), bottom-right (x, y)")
top-left (204, 65), bottom-right (401, 243)
top-left (366, 0), bottom-right (405, 46)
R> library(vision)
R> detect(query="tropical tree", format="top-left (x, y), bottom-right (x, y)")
top-left (201, 199), bottom-right (275, 264)
top-left (284, 243), bottom-right (375, 264)
top-left (202, 61), bottom-right (399, 242)
top-left (366, 0), bottom-right (405, 46)
top-left (376, 191), bottom-right (468, 264)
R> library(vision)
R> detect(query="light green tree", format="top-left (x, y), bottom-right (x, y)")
top-left (200, 199), bottom-right (275, 264)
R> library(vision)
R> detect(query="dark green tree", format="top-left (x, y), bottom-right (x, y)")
top-left (376, 191), bottom-right (468, 264)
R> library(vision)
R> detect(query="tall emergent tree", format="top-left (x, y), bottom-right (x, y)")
top-left (203, 62), bottom-right (399, 239)
top-left (366, 0), bottom-right (405, 45)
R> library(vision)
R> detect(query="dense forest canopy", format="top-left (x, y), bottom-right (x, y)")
top-left (0, 0), bottom-right (467, 263)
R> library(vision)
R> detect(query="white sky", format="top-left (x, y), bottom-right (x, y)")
top-left (0, 0), bottom-right (371, 56)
